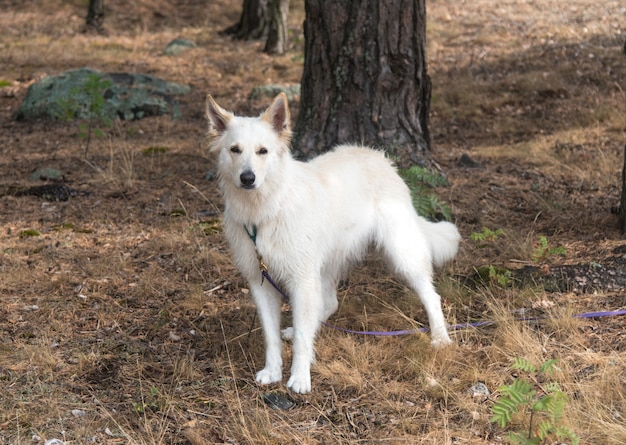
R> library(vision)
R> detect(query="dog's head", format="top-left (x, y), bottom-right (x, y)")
top-left (206, 93), bottom-right (292, 191)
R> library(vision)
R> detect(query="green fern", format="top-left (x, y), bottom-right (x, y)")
top-left (538, 358), bottom-right (559, 374)
top-left (512, 357), bottom-right (537, 374)
top-left (506, 431), bottom-right (541, 445)
top-left (532, 236), bottom-right (566, 263)
top-left (490, 358), bottom-right (579, 445)
top-left (491, 379), bottom-right (535, 428)
top-left (398, 166), bottom-right (452, 221)
top-left (399, 165), bottom-right (448, 188)
top-left (470, 227), bottom-right (505, 243)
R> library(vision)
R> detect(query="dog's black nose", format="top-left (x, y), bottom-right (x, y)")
top-left (240, 171), bottom-right (256, 188)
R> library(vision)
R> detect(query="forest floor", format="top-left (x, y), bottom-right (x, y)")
top-left (0, 0), bottom-right (625, 444)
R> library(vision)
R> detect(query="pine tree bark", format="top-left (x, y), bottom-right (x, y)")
top-left (264, 0), bottom-right (289, 54)
top-left (85, 0), bottom-right (105, 34)
top-left (293, 0), bottom-right (432, 168)
top-left (222, 0), bottom-right (270, 40)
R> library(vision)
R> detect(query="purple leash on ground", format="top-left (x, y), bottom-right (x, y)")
top-left (261, 267), bottom-right (626, 337)
top-left (321, 309), bottom-right (626, 336)
top-left (250, 225), bottom-right (626, 337)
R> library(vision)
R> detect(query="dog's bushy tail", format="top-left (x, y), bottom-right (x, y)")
top-left (420, 220), bottom-right (461, 268)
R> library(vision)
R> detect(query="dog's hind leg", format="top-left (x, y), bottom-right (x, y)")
top-left (321, 282), bottom-right (339, 322)
top-left (251, 283), bottom-right (285, 385)
top-left (403, 273), bottom-right (452, 347)
top-left (378, 209), bottom-right (452, 347)
top-left (320, 267), bottom-right (340, 322)
top-left (281, 272), bottom-right (338, 341)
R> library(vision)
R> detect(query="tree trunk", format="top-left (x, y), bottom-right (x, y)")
top-left (85, 0), bottom-right (105, 34)
top-left (222, 0), bottom-right (270, 40)
top-left (293, 0), bottom-right (432, 168)
top-left (264, 0), bottom-right (289, 54)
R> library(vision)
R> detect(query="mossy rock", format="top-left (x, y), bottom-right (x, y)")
top-left (163, 38), bottom-right (197, 56)
top-left (15, 67), bottom-right (190, 121)
top-left (31, 167), bottom-right (63, 181)
top-left (249, 84), bottom-right (301, 102)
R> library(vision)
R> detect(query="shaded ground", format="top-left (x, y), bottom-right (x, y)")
top-left (0, 1), bottom-right (625, 444)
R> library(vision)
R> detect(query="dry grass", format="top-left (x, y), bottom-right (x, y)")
top-left (1, 0), bottom-right (625, 444)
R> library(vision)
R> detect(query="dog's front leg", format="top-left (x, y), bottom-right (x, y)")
top-left (286, 278), bottom-right (322, 394)
top-left (251, 284), bottom-right (284, 385)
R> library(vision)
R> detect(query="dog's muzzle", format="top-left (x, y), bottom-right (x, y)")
top-left (240, 170), bottom-right (256, 189)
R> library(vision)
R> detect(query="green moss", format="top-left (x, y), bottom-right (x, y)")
top-left (197, 220), bottom-right (222, 235)
top-left (19, 229), bottom-right (41, 238)
top-left (142, 146), bottom-right (169, 156)
top-left (169, 209), bottom-right (187, 217)
top-left (53, 223), bottom-right (75, 231)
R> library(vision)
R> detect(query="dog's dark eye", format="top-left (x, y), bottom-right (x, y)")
top-left (230, 145), bottom-right (241, 154)
top-left (258, 147), bottom-right (268, 155)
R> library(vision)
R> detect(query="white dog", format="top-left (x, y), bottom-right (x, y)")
top-left (206, 93), bottom-right (460, 394)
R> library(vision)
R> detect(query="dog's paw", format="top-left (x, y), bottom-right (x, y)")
top-left (431, 334), bottom-right (453, 349)
top-left (256, 368), bottom-right (282, 385)
top-left (287, 373), bottom-right (311, 394)
top-left (281, 327), bottom-right (294, 341)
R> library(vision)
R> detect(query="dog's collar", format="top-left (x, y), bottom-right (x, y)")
top-left (244, 223), bottom-right (258, 244)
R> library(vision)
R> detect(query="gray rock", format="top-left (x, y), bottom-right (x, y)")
top-left (164, 38), bottom-right (197, 56)
top-left (15, 67), bottom-right (190, 122)
top-left (31, 167), bottom-right (63, 181)
top-left (458, 153), bottom-right (481, 168)
top-left (249, 84), bottom-right (301, 102)
top-left (469, 382), bottom-right (491, 398)
top-left (262, 392), bottom-right (295, 410)
top-left (71, 409), bottom-right (86, 418)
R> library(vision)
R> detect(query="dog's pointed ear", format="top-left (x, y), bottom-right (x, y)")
top-left (262, 93), bottom-right (291, 140)
top-left (206, 94), bottom-right (233, 136)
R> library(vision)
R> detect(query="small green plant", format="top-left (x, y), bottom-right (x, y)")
top-left (490, 358), bottom-right (579, 445)
top-left (488, 265), bottom-right (512, 287)
top-left (532, 236), bottom-right (566, 263)
top-left (56, 73), bottom-right (113, 158)
top-left (470, 227), bottom-right (505, 244)
top-left (399, 166), bottom-right (452, 221)
top-left (475, 264), bottom-right (512, 287)
top-left (132, 386), bottom-right (162, 414)
top-left (0, 80), bottom-right (12, 88)
top-left (470, 228), bottom-right (511, 287)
